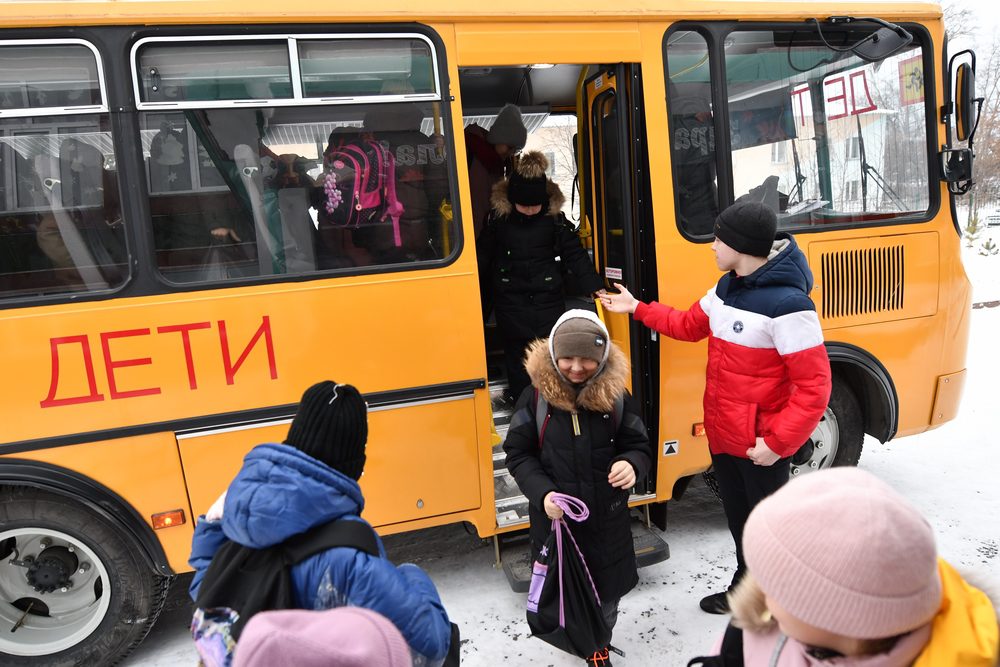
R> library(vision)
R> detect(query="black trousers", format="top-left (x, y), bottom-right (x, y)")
top-left (502, 336), bottom-right (534, 400)
top-left (710, 453), bottom-right (790, 589)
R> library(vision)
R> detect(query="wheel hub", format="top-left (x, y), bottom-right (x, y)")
top-left (26, 547), bottom-right (78, 594)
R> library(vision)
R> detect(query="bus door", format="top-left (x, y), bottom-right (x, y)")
top-left (582, 65), bottom-right (659, 498)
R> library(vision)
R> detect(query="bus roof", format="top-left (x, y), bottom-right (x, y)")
top-left (0, 0), bottom-right (943, 28)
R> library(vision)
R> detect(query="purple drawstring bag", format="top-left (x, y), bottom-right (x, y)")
top-left (525, 493), bottom-right (612, 658)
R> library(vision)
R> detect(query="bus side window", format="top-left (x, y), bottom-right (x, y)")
top-left (665, 31), bottom-right (721, 237)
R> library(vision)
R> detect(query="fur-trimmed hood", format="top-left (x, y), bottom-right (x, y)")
top-left (524, 337), bottom-right (629, 414)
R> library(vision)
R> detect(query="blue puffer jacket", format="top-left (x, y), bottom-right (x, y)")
top-left (189, 443), bottom-right (451, 665)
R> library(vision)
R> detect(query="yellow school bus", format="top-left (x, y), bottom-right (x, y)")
top-left (0, 0), bottom-right (978, 662)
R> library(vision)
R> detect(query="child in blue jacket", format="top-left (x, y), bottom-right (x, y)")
top-left (188, 381), bottom-right (451, 667)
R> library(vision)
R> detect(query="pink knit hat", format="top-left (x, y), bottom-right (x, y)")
top-left (232, 607), bottom-right (410, 667)
top-left (743, 467), bottom-right (942, 640)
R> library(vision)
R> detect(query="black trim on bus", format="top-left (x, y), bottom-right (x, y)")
top-left (663, 21), bottom-right (940, 245)
top-left (626, 63), bottom-right (661, 467)
top-left (0, 378), bottom-right (485, 455)
top-left (942, 32), bottom-right (963, 237)
top-left (0, 22), bottom-right (464, 311)
top-left (826, 342), bottom-right (898, 442)
top-left (0, 459), bottom-right (173, 576)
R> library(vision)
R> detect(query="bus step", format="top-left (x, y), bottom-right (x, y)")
top-left (499, 519), bottom-right (670, 593)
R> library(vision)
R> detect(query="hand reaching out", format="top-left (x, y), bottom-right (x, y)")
top-left (600, 283), bottom-right (639, 314)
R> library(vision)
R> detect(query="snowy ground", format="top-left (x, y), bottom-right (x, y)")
top-left (124, 247), bottom-right (999, 667)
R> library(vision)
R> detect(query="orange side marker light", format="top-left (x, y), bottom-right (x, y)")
top-left (151, 509), bottom-right (186, 530)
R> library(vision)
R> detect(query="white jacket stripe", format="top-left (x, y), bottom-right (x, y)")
top-left (771, 310), bottom-right (825, 355)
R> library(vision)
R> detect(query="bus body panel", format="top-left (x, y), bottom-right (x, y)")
top-left (1, 433), bottom-right (194, 574)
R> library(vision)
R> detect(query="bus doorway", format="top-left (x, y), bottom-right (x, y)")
top-left (459, 63), bottom-right (667, 586)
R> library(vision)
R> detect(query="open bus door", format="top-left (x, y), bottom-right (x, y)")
top-left (581, 66), bottom-right (670, 549)
top-left (582, 65), bottom-right (659, 498)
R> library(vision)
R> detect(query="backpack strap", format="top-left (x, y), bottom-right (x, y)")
top-left (376, 141), bottom-right (404, 247)
top-left (534, 388), bottom-right (551, 449)
top-left (282, 519), bottom-right (380, 565)
top-left (612, 394), bottom-right (624, 432)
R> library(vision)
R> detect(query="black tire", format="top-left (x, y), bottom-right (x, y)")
top-left (789, 377), bottom-right (864, 477)
top-left (701, 377), bottom-right (864, 495)
top-left (0, 486), bottom-right (172, 666)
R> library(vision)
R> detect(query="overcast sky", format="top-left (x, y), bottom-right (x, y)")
top-left (942, 0), bottom-right (999, 50)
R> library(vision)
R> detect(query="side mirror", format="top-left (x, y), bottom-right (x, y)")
top-left (940, 148), bottom-right (972, 184)
top-left (955, 62), bottom-right (978, 142)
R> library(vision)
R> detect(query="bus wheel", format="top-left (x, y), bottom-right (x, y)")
top-left (0, 486), bottom-right (171, 666)
top-left (789, 379), bottom-right (864, 478)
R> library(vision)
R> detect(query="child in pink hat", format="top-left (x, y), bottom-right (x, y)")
top-left (233, 607), bottom-right (410, 667)
top-left (690, 467), bottom-right (999, 665)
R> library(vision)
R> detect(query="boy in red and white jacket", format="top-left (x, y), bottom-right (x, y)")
top-left (601, 201), bottom-right (831, 615)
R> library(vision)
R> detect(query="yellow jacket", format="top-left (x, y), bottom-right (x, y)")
top-left (915, 560), bottom-right (999, 666)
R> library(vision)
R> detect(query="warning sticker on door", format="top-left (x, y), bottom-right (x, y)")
top-left (663, 440), bottom-right (680, 457)
top-left (605, 266), bottom-right (623, 281)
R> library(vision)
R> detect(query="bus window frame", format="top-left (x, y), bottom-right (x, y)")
top-left (130, 28), bottom-right (462, 291)
top-left (0, 24), bottom-right (463, 310)
top-left (663, 20), bottom-right (940, 244)
top-left (130, 33), bottom-right (443, 109)
top-left (0, 38), bottom-right (109, 119)
top-left (0, 37), bottom-right (131, 304)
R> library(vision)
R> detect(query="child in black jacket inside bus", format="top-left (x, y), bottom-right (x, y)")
top-left (503, 309), bottom-right (651, 667)
top-left (476, 151), bottom-right (605, 400)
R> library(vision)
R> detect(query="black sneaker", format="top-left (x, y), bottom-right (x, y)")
top-left (585, 647), bottom-right (612, 666)
top-left (699, 591), bottom-right (731, 614)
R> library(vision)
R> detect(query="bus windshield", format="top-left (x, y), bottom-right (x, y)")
top-left (725, 28), bottom-right (930, 228)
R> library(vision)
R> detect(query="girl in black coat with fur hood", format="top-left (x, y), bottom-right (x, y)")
top-left (503, 310), bottom-right (651, 666)
top-left (476, 151), bottom-right (605, 399)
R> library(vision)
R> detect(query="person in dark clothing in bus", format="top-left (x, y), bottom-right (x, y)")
top-left (465, 103), bottom-right (527, 237)
top-left (476, 150), bottom-right (605, 400)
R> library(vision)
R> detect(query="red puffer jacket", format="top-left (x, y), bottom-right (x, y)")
top-left (634, 234), bottom-right (831, 458)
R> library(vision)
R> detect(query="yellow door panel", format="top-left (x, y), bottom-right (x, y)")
top-left (178, 396), bottom-right (481, 531)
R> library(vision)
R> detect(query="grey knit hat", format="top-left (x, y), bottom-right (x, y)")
top-left (548, 310), bottom-right (611, 378)
top-left (284, 381), bottom-right (367, 480)
top-left (487, 103), bottom-right (527, 149)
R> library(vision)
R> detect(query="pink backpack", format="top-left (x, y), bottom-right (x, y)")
top-left (319, 134), bottom-right (404, 246)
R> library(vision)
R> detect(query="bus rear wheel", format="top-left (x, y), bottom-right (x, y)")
top-left (789, 378), bottom-right (864, 477)
top-left (0, 486), bottom-right (171, 666)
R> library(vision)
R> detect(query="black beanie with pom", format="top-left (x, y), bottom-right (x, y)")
top-left (506, 151), bottom-right (550, 207)
top-left (285, 381), bottom-right (367, 480)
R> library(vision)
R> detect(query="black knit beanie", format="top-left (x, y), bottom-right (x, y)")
top-left (507, 172), bottom-right (549, 207)
top-left (506, 151), bottom-right (550, 208)
top-left (284, 381), bottom-right (367, 480)
top-left (713, 201), bottom-right (778, 258)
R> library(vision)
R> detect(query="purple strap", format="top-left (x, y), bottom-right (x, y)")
top-left (547, 493), bottom-right (602, 629)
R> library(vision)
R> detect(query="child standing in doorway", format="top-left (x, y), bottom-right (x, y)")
top-left (601, 201), bottom-right (832, 615)
top-left (477, 151), bottom-right (605, 400)
top-left (503, 310), bottom-right (651, 666)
